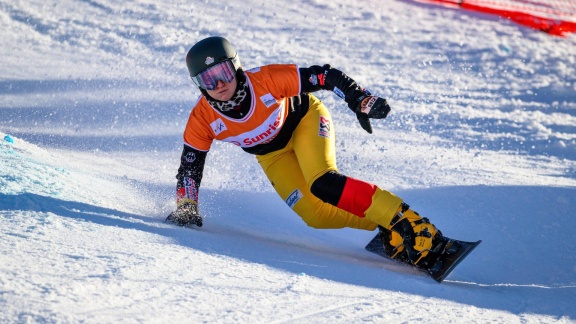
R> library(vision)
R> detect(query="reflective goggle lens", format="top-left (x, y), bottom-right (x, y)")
top-left (192, 60), bottom-right (236, 90)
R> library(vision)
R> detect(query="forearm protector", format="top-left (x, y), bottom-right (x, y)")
top-left (175, 145), bottom-right (207, 204)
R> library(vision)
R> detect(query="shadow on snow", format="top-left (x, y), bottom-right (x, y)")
top-left (1, 185), bottom-right (575, 319)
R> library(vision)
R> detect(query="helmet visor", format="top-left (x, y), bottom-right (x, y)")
top-left (191, 60), bottom-right (236, 90)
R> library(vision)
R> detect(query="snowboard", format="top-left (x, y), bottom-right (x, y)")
top-left (365, 231), bottom-right (481, 283)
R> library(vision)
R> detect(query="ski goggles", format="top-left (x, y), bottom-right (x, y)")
top-left (191, 60), bottom-right (237, 90)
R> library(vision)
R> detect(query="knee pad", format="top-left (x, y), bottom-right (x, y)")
top-left (310, 171), bottom-right (347, 206)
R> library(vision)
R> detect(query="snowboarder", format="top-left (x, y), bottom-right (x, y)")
top-left (167, 36), bottom-right (448, 272)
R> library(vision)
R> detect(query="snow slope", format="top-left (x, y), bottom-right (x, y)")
top-left (1, 0), bottom-right (576, 322)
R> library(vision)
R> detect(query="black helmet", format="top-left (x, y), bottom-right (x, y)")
top-left (185, 36), bottom-right (241, 78)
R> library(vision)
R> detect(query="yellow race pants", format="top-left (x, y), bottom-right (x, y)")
top-left (256, 94), bottom-right (402, 230)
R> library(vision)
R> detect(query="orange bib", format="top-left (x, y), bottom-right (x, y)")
top-left (183, 64), bottom-right (301, 151)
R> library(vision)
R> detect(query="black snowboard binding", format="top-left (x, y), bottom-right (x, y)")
top-left (366, 202), bottom-right (481, 282)
top-left (382, 203), bottom-right (444, 268)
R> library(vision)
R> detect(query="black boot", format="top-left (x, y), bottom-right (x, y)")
top-left (382, 203), bottom-right (444, 268)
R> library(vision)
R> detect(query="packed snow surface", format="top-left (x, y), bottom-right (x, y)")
top-left (1, 0), bottom-right (575, 322)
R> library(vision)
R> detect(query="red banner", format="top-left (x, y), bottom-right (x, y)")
top-left (413, 0), bottom-right (576, 36)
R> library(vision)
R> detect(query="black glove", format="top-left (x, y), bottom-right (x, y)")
top-left (355, 95), bottom-right (391, 134)
top-left (166, 200), bottom-right (203, 227)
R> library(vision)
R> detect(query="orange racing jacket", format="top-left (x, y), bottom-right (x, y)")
top-left (175, 64), bottom-right (369, 204)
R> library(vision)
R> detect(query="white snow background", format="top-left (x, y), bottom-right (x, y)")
top-left (1, 0), bottom-right (576, 322)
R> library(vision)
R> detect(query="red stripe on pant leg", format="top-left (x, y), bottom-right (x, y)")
top-left (336, 177), bottom-right (377, 217)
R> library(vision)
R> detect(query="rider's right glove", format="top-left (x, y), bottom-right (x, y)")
top-left (166, 199), bottom-right (203, 227)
